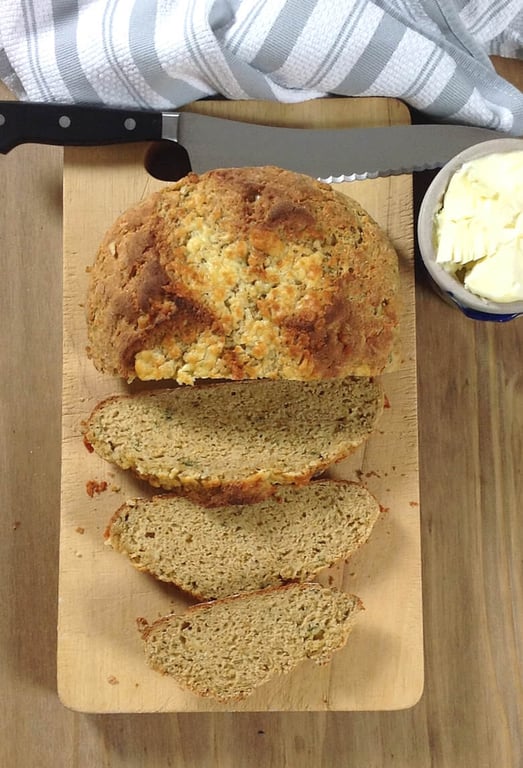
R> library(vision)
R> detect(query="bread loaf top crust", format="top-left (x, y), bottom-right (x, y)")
top-left (86, 166), bottom-right (400, 384)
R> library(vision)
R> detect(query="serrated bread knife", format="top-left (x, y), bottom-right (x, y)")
top-left (0, 100), bottom-right (504, 181)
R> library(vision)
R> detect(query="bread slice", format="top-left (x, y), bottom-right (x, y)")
top-left (106, 480), bottom-right (381, 600)
top-left (83, 376), bottom-right (384, 504)
top-left (86, 166), bottom-right (400, 385)
top-left (137, 582), bottom-right (363, 702)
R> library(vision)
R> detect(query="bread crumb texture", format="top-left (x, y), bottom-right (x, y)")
top-left (86, 166), bottom-right (400, 384)
top-left (83, 377), bottom-right (383, 503)
top-left (138, 582), bottom-right (363, 701)
top-left (106, 480), bottom-right (381, 599)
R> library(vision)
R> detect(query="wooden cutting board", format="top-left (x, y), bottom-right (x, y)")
top-left (58, 97), bottom-right (422, 713)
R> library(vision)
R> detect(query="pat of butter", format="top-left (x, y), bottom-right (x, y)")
top-left (435, 151), bottom-right (523, 302)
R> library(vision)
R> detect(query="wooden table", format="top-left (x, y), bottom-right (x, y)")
top-left (1, 57), bottom-right (522, 766)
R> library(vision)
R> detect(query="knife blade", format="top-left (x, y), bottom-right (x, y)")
top-left (0, 100), bottom-right (503, 180)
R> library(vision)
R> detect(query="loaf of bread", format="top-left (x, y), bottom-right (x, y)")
top-left (137, 582), bottom-right (363, 702)
top-left (83, 376), bottom-right (384, 504)
top-left (105, 480), bottom-right (381, 599)
top-left (86, 165), bottom-right (400, 384)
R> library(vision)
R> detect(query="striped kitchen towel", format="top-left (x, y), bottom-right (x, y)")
top-left (0, 0), bottom-right (522, 134)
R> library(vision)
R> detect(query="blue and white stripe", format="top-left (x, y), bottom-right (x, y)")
top-left (0, 0), bottom-right (521, 133)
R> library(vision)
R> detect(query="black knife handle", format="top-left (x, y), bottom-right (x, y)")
top-left (0, 101), bottom-right (164, 153)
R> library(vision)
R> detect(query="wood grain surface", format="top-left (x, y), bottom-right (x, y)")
top-left (1, 55), bottom-right (522, 766)
top-left (58, 102), bottom-right (420, 712)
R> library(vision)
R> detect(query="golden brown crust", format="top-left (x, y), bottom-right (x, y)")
top-left (96, 450), bottom-right (353, 508)
top-left (86, 166), bottom-right (400, 384)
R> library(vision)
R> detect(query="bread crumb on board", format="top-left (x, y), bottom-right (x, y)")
top-left (86, 479), bottom-right (108, 497)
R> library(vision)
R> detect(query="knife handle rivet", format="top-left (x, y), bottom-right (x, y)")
top-left (0, 114), bottom-right (5, 126)
top-left (59, 115), bottom-right (71, 128)
top-left (124, 117), bottom-right (137, 131)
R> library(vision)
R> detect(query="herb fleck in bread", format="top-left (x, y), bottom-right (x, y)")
top-left (86, 165), bottom-right (400, 384)
top-left (138, 582), bottom-right (363, 702)
top-left (83, 376), bottom-right (384, 504)
top-left (106, 480), bottom-right (381, 599)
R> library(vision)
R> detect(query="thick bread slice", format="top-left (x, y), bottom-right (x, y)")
top-left (86, 166), bottom-right (400, 384)
top-left (137, 582), bottom-right (363, 702)
top-left (106, 480), bottom-right (381, 600)
top-left (83, 376), bottom-right (384, 504)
